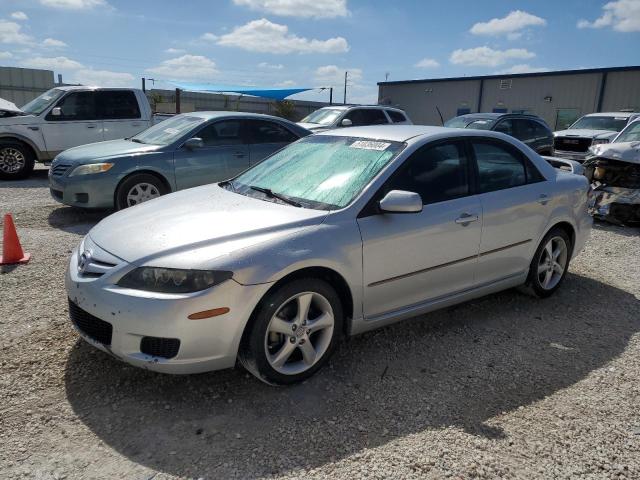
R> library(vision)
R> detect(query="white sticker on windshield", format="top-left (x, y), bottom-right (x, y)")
top-left (350, 140), bottom-right (391, 151)
top-left (163, 128), bottom-right (179, 134)
top-left (614, 117), bottom-right (626, 120)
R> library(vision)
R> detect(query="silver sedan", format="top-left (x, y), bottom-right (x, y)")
top-left (66, 126), bottom-right (591, 384)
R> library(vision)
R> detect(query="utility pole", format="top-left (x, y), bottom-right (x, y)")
top-left (175, 88), bottom-right (181, 114)
top-left (343, 71), bottom-right (348, 104)
top-left (142, 78), bottom-right (146, 92)
top-left (329, 87), bottom-right (333, 105)
top-left (385, 72), bottom-right (390, 81)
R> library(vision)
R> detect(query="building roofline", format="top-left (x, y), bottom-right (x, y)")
top-left (377, 66), bottom-right (640, 87)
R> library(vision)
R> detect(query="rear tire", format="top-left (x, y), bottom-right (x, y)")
top-left (115, 173), bottom-right (167, 210)
top-left (524, 227), bottom-right (572, 298)
top-left (0, 142), bottom-right (35, 180)
top-left (239, 278), bottom-right (343, 385)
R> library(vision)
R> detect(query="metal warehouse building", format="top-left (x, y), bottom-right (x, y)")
top-left (378, 66), bottom-right (640, 130)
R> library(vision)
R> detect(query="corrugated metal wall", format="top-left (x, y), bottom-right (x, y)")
top-left (379, 80), bottom-right (481, 126)
top-left (0, 67), bottom-right (55, 106)
top-left (379, 68), bottom-right (640, 130)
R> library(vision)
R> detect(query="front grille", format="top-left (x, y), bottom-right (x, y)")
top-left (51, 163), bottom-right (72, 176)
top-left (68, 299), bottom-right (113, 345)
top-left (140, 336), bottom-right (180, 359)
top-left (554, 136), bottom-right (592, 153)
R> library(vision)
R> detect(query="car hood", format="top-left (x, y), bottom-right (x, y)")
top-left (554, 129), bottom-right (618, 140)
top-left (88, 184), bottom-right (329, 266)
top-left (55, 139), bottom-right (161, 164)
top-left (297, 122), bottom-right (331, 131)
top-left (590, 141), bottom-right (640, 164)
top-left (0, 97), bottom-right (23, 114)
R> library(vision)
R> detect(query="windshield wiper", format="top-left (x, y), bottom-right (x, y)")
top-left (249, 186), bottom-right (302, 207)
top-left (130, 138), bottom-right (145, 144)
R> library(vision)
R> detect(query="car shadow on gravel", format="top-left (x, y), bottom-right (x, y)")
top-left (64, 273), bottom-right (640, 478)
top-left (48, 207), bottom-right (110, 234)
top-left (1, 168), bottom-right (49, 188)
top-left (593, 220), bottom-right (640, 237)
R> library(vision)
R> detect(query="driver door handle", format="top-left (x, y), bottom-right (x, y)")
top-left (87, 124), bottom-right (96, 129)
top-left (232, 151), bottom-right (246, 158)
top-left (455, 213), bottom-right (479, 225)
top-left (538, 194), bottom-right (549, 205)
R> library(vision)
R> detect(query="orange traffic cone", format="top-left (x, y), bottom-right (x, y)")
top-left (1, 214), bottom-right (30, 265)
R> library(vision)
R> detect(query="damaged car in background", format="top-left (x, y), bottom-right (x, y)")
top-left (553, 112), bottom-right (640, 163)
top-left (585, 138), bottom-right (640, 225)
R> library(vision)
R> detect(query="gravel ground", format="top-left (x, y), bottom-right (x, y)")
top-left (1, 166), bottom-right (639, 480)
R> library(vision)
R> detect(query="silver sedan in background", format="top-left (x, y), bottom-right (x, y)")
top-left (66, 126), bottom-right (591, 384)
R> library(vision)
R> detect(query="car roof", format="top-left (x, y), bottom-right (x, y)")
top-left (455, 112), bottom-right (543, 121)
top-left (176, 111), bottom-right (297, 123)
top-left (314, 124), bottom-right (507, 142)
top-left (584, 112), bottom-right (638, 118)
top-left (315, 105), bottom-right (406, 112)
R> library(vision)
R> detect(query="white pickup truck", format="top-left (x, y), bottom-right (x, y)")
top-left (0, 86), bottom-right (154, 179)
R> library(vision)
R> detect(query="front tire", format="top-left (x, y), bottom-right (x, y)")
top-left (525, 227), bottom-right (572, 298)
top-left (239, 278), bottom-right (343, 385)
top-left (0, 142), bottom-right (35, 180)
top-left (115, 173), bottom-right (167, 210)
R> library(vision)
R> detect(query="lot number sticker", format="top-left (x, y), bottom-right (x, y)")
top-left (350, 140), bottom-right (391, 151)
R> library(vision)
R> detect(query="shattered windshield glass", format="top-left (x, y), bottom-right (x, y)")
top-left (230, 135), bottom-right (405, 210)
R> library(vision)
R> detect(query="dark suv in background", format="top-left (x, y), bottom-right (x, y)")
top-left (444, 113), bottom-right (554, 155)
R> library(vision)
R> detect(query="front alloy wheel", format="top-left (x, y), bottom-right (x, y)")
top-left (240, 278), bottom-right (343, 385)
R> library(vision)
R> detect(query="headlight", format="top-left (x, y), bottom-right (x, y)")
top-left (69, 163), bottom-right (114, 176)
top-left (117, 267), bottom-right (232, 293)
top-left (591, 138), bottom-right (609, 146)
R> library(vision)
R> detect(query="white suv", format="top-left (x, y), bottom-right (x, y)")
top-left (298, 105), bottom-right (411, 132)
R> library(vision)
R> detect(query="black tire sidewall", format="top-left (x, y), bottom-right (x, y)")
top-left (245, 278), bottom-right (343, 385)
top-left (528, 227), bottom-right (572, 298)
top-left (0, 142), bottom-right (35, 180)
top-left (115, 173), bottom-right (167, 210)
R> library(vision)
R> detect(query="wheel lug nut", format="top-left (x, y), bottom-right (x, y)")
top-left (289, 337), bottom-right (296, 343)
top-left (299, 339), bottom-right (305, 345)
top-left (291, 324), bottom-right (297, 331)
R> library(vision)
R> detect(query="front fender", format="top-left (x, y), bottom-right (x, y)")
top-left (0, 131), bottom-right (46, 160)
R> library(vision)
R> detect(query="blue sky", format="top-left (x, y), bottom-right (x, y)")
top-left (0, 0), bottom-right (638, 104)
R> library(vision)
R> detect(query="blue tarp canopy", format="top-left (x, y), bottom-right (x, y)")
top-left (172, 82), bottom-right (313, 101)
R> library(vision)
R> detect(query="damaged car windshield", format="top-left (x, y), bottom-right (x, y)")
top-left (570, 116), bottom-right (629, 132)
top-left (226, 135), bottom-right (405, 210)
top-left (615, 122), bottom-right (640, 143)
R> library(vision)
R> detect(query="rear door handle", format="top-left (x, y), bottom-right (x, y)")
top-left (87, 124), bottom-right (96, 129)
top-left (538, 194), bottom-right (549, 205)
top-left (232, 152), bottom-right (246, 158)
top-left (455, 213), bottom-right (479, 225)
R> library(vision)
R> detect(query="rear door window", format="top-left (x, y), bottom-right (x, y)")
top-left (248, 120), bottom-right (298, 144)
top-left (513, 119), bottom-right (537, 142)
top-left (98, 90), bottom-right (141, 119)
top-left (472, 140), bottom-right (526, 193)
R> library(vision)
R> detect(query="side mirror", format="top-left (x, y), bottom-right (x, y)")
top-left (184, 137), bottom-right (204, 150)
top-left (379, 190), bottom-right (423, 214)
top-left (51, 107), bottom-right (62, 116)
top-left (340, 118), bottom-right (353, 127)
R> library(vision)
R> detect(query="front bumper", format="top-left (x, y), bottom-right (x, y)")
top-left (65, 245), bottom-right (272, 374)
top-left (49, 166), bottom-right (118, 209)
top-left (552, 150), bottom-right (590, 163)
top-left (589, 186), bottom-right (640, 224)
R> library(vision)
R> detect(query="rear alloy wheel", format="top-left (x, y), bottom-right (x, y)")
top-left (525, 227), bottom-right (572, 298)
top-left (240, 278), bottom-right (343, 385)
top-left (115, 173), bottom-right (167, 210)
top-left (0, 143), bottom-right (35, 180)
